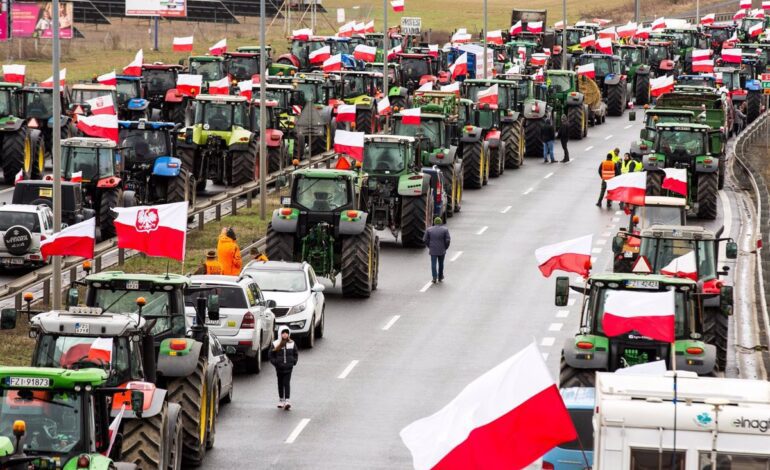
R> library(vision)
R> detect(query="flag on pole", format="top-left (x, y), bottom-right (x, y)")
top-left (238, 80), bottom-right (253, 100)
top-left (333, 130), bottom-right (365, 161)
top-left (651, 17), bottom-right (666, 30)
top-left (310, 45), bottom-right (331, 64)
top-left (700, 13), bottom-right (716, 24)
top-left (580, 34), bottom-right (596, 48)
top-left (734, 9), bottom-right (747, 20)
top-left (208, 76), bottom-right (230, 95)
top-left (336, 104), bottom-right (357, 123)
top-left (114, 202), bottom-right (189, 262)
top-left (172, 36), bottom-right (194, 52)
top-left (391, 0), bottom-right (404, 12)
top-left (40, 218), bottom-right (95, 260)
top-left (323, 54), bottom-right (343, 72)
top-left (662, 168), bottom-right (688, 196)
top-left (596, 38), bottom-right (613, 54)
top-left (740, 0), bottom-right (752, 9)
top-left (123, 49), bottom-right (143, 76)
top-left (377, 96), bottom-right (391, 115)
top-left (450, 52), bottom-right (468, 79)
top-left (510, 21), bottom-right (523, 35)
top-left (535, 234), bottom-right (593, 278)
top-left (96, 71), bottom-right (117, 86)
top-left (661, 251), bottom-right (698, 280)
top-left (176, 74), bottom-right (203, 97)
top-left (486, 30), bottom-right (503, 45)
top-left (721, 48), bottom-right (743, 63)
top-left (40, 69), bottom-right (66, 87)
top-left (2, 64), bottom-right (25, 84)
top-left (209, 38), bottom-right (227, 56)
top-left (292, 28), bottom-right (313, 40)
top-left (527, 21), bottom-right (543, 34)
top-left (606, 171), bottom-right (647, 205)
top-left (70, 171), bottom-right (82, 183)
top-left (76, 114), bottom-right (119, 143)
top-left (650, 74), bottom-right (675, 97)
top-left (353, 44), bottom-right (377, 62)
top-left (601, 289), bottom-right (676, 342)
top-left (577, 63), bottom-right (595, 79)
top-left (401, 107), bottom-right (421, 125)
top-left (85, 94), bottom-right (116, 116)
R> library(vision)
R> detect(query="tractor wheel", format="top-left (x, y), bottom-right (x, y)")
top-left (371, 238), bottom-right (380, 291)
top-left (524, 119), bottom-right (545, 158)
top-left (703, 306), bottom-right (729, 371)
top-left (1, 124), bottom-right (28, 185)
top-left (502, 120), bottom-right (524, 169)
top-left (167, 354), bottom-right (209, 467)
top-left (167, 103), bottom-right (186, 125)
top-left (697, 172), bottom-right (718, 220)
top-left (482, 145), bottom-right (490, 185)
top-left (167, 406), bottom-right (183, 470)
top-left (25, 132), bottom-right (45, 179)
top-left (635, 74), bottom-right (650, 106)
top-left (205, 385), bottom-right (218, 450)
top-left (267, 146), bottom-right (283, 174)
top-left (341, 225), bottom-right (376, 298)
top-left (747, 91), bottom-right (761, 124)
top-left (164, 169), bottom-right (188, 204)
top-left (121, 403), bottom-right (168, 469)
top-left (607, 82), bottom-right (626, 116)
top-left (265, 223), bottom-right (295, 261)
top-left (646, 171), bottom-right (663, 196)
top-left (355, 108), bottom-right (374, 135)
top-left (178, 147), bottom-right (196, 174)
top-left (98, 187), bottom-right (121, 240)
top-left (230, 139), bottom-right (258, 187)
top-left (718, 154), bottom-right (726, 190)
top-left (489, 145), bottom-right (503, 178)
top-left (462, 141), bottom-right (484, 189)
top-left (559, 355), bottom-right (597, 388)
top-left (567, 105), bottom-right (585, 140)
top-left (401, 192), bottom-right (431, 248)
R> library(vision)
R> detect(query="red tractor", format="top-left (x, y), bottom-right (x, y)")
top-left (141, 63), bottom-right (188, 123)
top-left (251, 99), bottom-right (289, 174)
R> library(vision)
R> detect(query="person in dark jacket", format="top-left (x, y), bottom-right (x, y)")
top-left (423, 216), bottom-right (451, 283)
top-left (269, 326), bottom-right (298, 410)
top-left (542, 117), bottom-right (556, 163)
top-left (558, 114), bottom-right (570, 162)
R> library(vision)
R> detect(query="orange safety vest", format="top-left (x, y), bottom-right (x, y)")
top-left (601, 160), bottom-right (616, 180)
top-left (205, 259), bottom-right (223, 275)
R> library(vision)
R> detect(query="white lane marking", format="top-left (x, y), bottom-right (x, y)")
top-left (585, 146), bottom-right (594, 151)
top-left (592, 247), bottom-right (603, 254)
top-left (568, 298), bottom-right (576, 306)
top-left (542, 352), bottom-right (550, 361)
top-left (549, 323), bottom-right (563, 332)
top-left (476, 226), bottom-right (488, 235)
top-left (624, 124), bottom-right (633, 129)
top-left (382, 315), bottom-right (400, 331)
top-left (595, 239), bottom-right (607, 245)
top-left (541, 337), bottom-right (556, 347)
top-left (501, 205), bottom-right (512, 213)
top-left (720, 190), bottom-right (732, 238)
top-left (285, 419), bottom-right (311, 443)
top-left (604, 134), bottom-right (613, 140)
top-left (591, 256), bottom-right (597, 264)
top-left (556, 310), bottom-right (570, 318)
top-left (544, 172), bottom-right (554, 179)
top-left (612, 217), bottom-right (620, 222)
top-left (338, 360), bottom-right (360, 379)
top-left (523, 187), bottom-right (534, 195)
top-left (602, 231), bottom-right (612, 237)
top-left (615, 210), bottom-right (624, 215)
top-left (419, 281), bottom-right (433, 292)
top-left (450, 251), bottom-right (463, 262)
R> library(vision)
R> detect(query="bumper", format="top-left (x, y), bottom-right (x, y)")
top-left (275, 314), bottom-right (313, 337)
top-left (0, 253), bottom-right (45, 268)
top-left (217, 330), bottom-right (259, 356)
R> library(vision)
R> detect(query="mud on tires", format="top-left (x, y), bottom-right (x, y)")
top-left (341, 225), bottom-right (377, 298)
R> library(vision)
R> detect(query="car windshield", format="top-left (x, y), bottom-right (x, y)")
top-left (120, 129), bottom-right (170, 159)
top-left (0, 90), bottom-right (13, 116)
top-left (591, 288), bottom-right (687, 338)
top-left (363, 141), bottom-right (406, 173)
top-left (640, 238), bottom-right (717, 280)
top-left (656, 130), bottom-right (706, 156)
top-left (244, 270), bottom-right (307, 292)
top-left (393, 118), bottom-right (441, 147)
top-left (72, 89), bottom-right (109, 104)
top-left (62, 147), bottom-right (113, 181)
top-left (185, 286), bottom-right (247, 308)
top-left (634, 205), bottom-right (686, 229)
top-left (400, 58), bottom-right (430, 82)
top-left (0, 212), bottom-right (40, 232)
top-left (0, 388), bottom-right (83, 454)
top-left (143, 70), bottom-right (176, 94)
top-left (190, 60), bottom-right (224, 81)
top-left (228, 56), bottom-right (260, 80)
top-left (549, 74), bottom-right (572, 93)
top-left (558, 408), bottom-right (594, 451)
top-left (648, 45), bottom-right (669, 61)
top-left (92, 289), bottom-right (176, 336)
top-left (295, 176), bottom-right (350, 212)
top-left (32, 336), bottom-right (129, 374)
top-left (116, 81), bottom-right (139, 103)
top-left (23, 91), bottom-right (53, 119)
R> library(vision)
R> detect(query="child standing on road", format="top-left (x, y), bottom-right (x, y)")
top-left (269, 326), bottom-right (298, 410)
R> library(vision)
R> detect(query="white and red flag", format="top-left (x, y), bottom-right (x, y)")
top-left (338, 22), bottom-right (354, 37)
top-left (650, 74), bottom-right (675, 97)
top-left (13, 170), bottom-right (22, 185)
top-left (238, 80), bottom-right (252, 100)
top-left (741, 0), bottom-right (752, 9)
top-left (70, 171), bottom-right (83, 183)
top-left (661, 251), bottom-right (698, 281)
top-left (401, 107), bottom-right (421, 125)
top-left (41, 68), bottom-right (66, 87)
top-left (535, 234), bottom-right (592, 278)
top-left (749, 22), bottom-right (764, 37)
top-left (309, 46), bottom-right (331, 64)
top-left (96, 71), bottom-right (117, 86)
top-left (721, 48), bottom-right (743, 63)
top-left (114, 202), bottom-right (189, 262)
top-left (354, 44), bottom-right (377, 62)
top-left (601, 289), bottom-right (676, 342)
top-left (336, 104), bottom-right (357, 123)
top-left (123, 49), bottom-right (143, 76)
top-left (40, 218), bottom-right (95, 260)
top-left (416, 82), bottom-right (433, 92)
top-left (580, 34), bottom-right (596, 48)
top-left (86, 94), bottom-right (116, 116)
top-left (177, 74), bottom-right (202, 97)
top-left (510, 21), bottom-right (522, 36)
top-left (651, 17), bottom-right (666, 30)
top-left (365, 20), bottom-right (375, 33)
top-left (596, 38), bottom-right (613, 55)
top-left (209, 38), bottom-right (227, 56)
top-left (292, 28), bottom-right (313, 40)
top-left (734, 9), bottom-right (747, 20)
top-left (764, 0), bottom-right (770, 10)
top-left (353, 22), bottom-right (366, 35)
top-left (208, 76), bottom-right (230, 95)
top-left (606, 171), bottom-right (647, 205)
top-left (450, 52), bottom-right (468, 79)
top-left (391, 0), bottom-right (404, 12)
top-left (172, 36), bottom-right (193, 52)
top-left (388, 45), bottom-right (402, 60)
top-left (593, 18), bottom-right (612, 25)
top-left (486, 30), bottom-right (503, 45)
top-left (400, 342), bottom-right (577, 470)
top-left (635, 27), bottom-right (652, 39)
top-left (531, 53), bottom-right (548, 66)
top-left (428, 44), bottom-right (439, 57)
top-left (323, 54), bottom-right (343, 72)
top-left (477, 84), bottom-right (498, 106)
top-left (440, 82), bottom-right (460, 94)
top-left (107, 404), bottom-right (126, 457)
top-left (598, 26), bottom-right (617, 40)
top-left (617, 22), bottom-right (637, 38)
top-left (662, 168), bottom-right (688, 196)
top-left (577, 63), bottom-right (595, 79)
top-left (76, 114), bottom-right (118, 143)
top-left (377, 96), bottom-right (391, 115)
top-left (2, 64), bottom-right (25, 84)
top-left (554, 20), bottom-right (565, 29)
top-left (692, 49), bottom-right (714, 73)
top-left (334, 130), bottom-right (364, 162)
top-left (527, 21), bottom-right (543, 34)
top-left (451, 29), bottom-right (472, 43)
top-left (701, 13), bottom-right (716, 24)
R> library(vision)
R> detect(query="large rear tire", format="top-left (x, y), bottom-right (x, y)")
top-left (98, 187), bottom-right (121, 240)
top-left (2, 125), bottom-right (28, 185)
top-left (230, 139), bottom-right (258, 187)
top-left (265, 223), bottom-right (295, 261)
top-left (167, 102), bottom-right (186, 125)
top-left (703, 307), bottom-right (728, 371)
top-left (355, 108), bottom-right (375, 135)
top-left (567, 105), bottom-right (585, 140)
top-left (25, 132), bottom-right (45, 179)
top-left (635, 73), bottom-right (650, 106)
top-left (607, 82), bottom-right (626, 116)
top-left (341, 225), bottom-right (376, 298)
top-left (462, 142), bottom-right (484, 189)
top-left (121, 403), bottom-right (168, 470)
top-left (267, 145), bottom-right (283, 174)
top-left (164, 170), bottom-right (188, 204)
top-left (747, 91), bottom-right (761, 124)
top-left (401, 192), bottom-right (431, 248)
top-left (646, 170), bottom-right (663, 196)
top-left (488, 145), bottom-right (503, 178)
top-left (559, 355), bottom-right (597, 388)
top-left (167, 354), bottom-right (209, 467)
top-left (502, 120), bottom-right (524, 169)
top-left (696, 172), bottom-right (718, 220)
top-left (524, 119), bottom-right (545, 158)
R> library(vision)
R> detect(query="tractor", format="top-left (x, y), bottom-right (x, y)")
top-left (617, 44), bottom-right (652, 106)
top-left (493, 74), bottom-right (551, 158)
top-left (18, 85), bottom-right (75, 166)
top-left (361, 135), bottom-right (434, 247)
top-left (663, 25), bottom-right (700, 64)
top-left (336, 71), bottom-right (382, 134)
top-left (140, 63), bottom-right (187, 123)
top-left (69, 84), bottom-right (118, 117)
top-left (226, 46), bottom-right (297, 83)
top-left (456, 97), bottom-right (495, 189)
top-left (702, 24), bottom-right (736, 53)
top-left (646, 41), bottom-right (677, 76)
top-left (250, 99), bottom-right (289, 174)
top-left (546, 70), bottom-right (589, 140)
top-left (655, 87), bottom-right (733, 139)
top-left (576, 53), bottom-right (628, 116)
top-left (177, 94), bottom-right (258, 192)
top-left (0, 83), bottom-right (41, 183)
top-left (629, 108), bottom-right (695, 160)
top-left (266, 168), bottom-right (380, 298)
top-left (555, 273), bottom-right (720, 387)
top-left (186, 56), bottom-right (228, 89)
top-left (116, 75), bottom-right (150, 120)
top-left (277, 37), bottom-right (361, 71)
top-left (396, 53), bottom-right (440, 93)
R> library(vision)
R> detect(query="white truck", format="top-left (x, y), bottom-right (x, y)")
top-left (593, 371), bottom-right (770, 469)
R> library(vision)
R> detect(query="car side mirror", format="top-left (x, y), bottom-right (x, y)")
top-left (207, 295), bottom-right (220, 321)
top-left (0, 309), bottom-right (17, 330)
top-left (130, 390), bottom-right (144, 417)
top-left (725, 241), bottom-right (738, 259)
top-left (612, 235), bottom-right (625, 254)
top-left (66, 288), bottom-right (79, 308)
top-left (720, 285), bottom-right (734, 314)
top-left (311, 283), bottom-right (325, 293)
top-left (555, 276), bottom-right (570, 307)
top-left (264, 299), bottom-right (277, 309)
top-left (276, 175), bottom-right (288, 188)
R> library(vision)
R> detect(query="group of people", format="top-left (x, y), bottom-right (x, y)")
top-left (196, 227), bottom-right (269, 276)
top-left (596, 147), bottom-right (643, 208)
top-left (541, 115), bottom-right (571, 164)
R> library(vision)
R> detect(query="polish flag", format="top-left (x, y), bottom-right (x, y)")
top-left (577, 63), bottom-right (595, 79)
top-left (333, 130), bottom-right (365, 162)
top-left (338, 22), bottom-right (354, 37)
top-left (292, 28), bottom-right (313, 40)
top-left (238, 80), bottom-right (253, 100)
top-left (40, 218), bottom-right (95, 260)
top-left (527, 21), bottom-right (543, 34)
top-left (323, 54), bottom-right (343, 72)
top-left (510, 20), bottom-right (523, 36)
top-left (486, 30), bottom-right (503, 45)
top-left (635, 26), bottom-right (652, 39)
top-left (14, 170), bottom-right (23, 185)
top-left (209, 38), bottom-right (227, 56)
top-left (661, 251), bottom-right (698, 281)
top-left (309, 46), bottom-right (331, 65)
top-left (123, 49), bottom-right (143, 76)
top-left (662, 168), bottom-right (688, 196)
top-left (400, 343), bottom-right (577, 470)
top-left (693, 58), bottom-right (714, 73)
top-left (86, 94), bottom-right (116, 116)
top-left (740, 0), bottom-right (752, 9)
top-left (2, 64), bottom-right (25, 84)
top-left (734, 9), bottom-right (747, 20)
top-left (517, 46), bottom-right (527, 61)
top-left (593, 18), bottom-right (612, 25)
top-left (596, 38), bottom-right (613, 55)
top-left (377, 96), bottom-right (391, 115)
top-left (749, 22), bottom-right (764, 37)
top-left (606, 171), bottom-right (647, 205)
top-left (701, 13), bottom-right (716, 24)
top-left (354, 44), bottom-right (377, 62)
top-left (208, 76), bottom-right (230, 95)
top-left (651, 17), bottom-right (666, 30)
top-left (531, 53), bottom-right (548, 66)
top-left (76, 114), bottom-right (118, 143)
top-left (764, 0), bottom-right (770, 9)
top-left (365, 20), bottom-right (375, 33)
top-left (391, 0), bottom-right (404, 12)
top-left (388, 45), bottom-right (402, 60)
top-left (87, 337), bottom-right (113, 365)
top-left (70, 171), bottom-right (83, 183)
top-left (401, 107), bottom-right (421, 125)
top-left (451, 30), bottom-right (472, 43)
top-left (172, 36), bottom-right (194, 52)
top-left (651, 74), bottom-right (675, 96)
top-left (107, 404), bottom-right (126, 457)
top-left (440, 82), bottom-right (460, 94)
top-left (416, 82), bottom-right (433, 92)
top-left (40, 68), bottom-right (66, 87)
top-left (177, 74), bottom-right (203, 97)
top-left (427, 44), bottom-right (439, 57)
top-left (450, 52), bottom-right (468, 79)
top-left (477, 84), bottom-right (498, 106)
top-left (602, 289), bottom-right (676, 342)
top-left (114, 202), bottom-right (189, 261)
top-left (599, 26), bottom-right (617, 39)
top-left (354, 22), bottom-right (366, 35)
top-left (693, 48), bottom-right (712, 61)
top-left (722, 48), bottom-right (742, 63)
top-left (96, 71), bottom-right (117, 86)
top-left (755, 8), bottom-right (766, 18)
top-left (580, 34), bottom-right (596, 48)
top-left (617, 22), bottom-right (637, 38)
top-left (535, 234), bottom-right (592, 278)
top-left (554, 20), bottom-right (565, 29)
top-left (336, 104), bottom-right (357, 123)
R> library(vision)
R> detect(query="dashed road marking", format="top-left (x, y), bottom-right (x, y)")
top-left (615, 210), bottom-right (624, 215)
top-left (592, 247), bottom-right (603, 254)
top-left (556, 310), bottom-right (570, 318)
top-left (602, 231), bottom-right (612, 237)
top-left (585, 146), bottom-right (594, 151)
top-left (419, 282), bottom-right (433, 292)
top-left (541, 337), bottom-right (556, 347)
top-left (338, 360), bottom-right (360, 379)
top-left (548, 323), bottom-right (563, 332)
top-left (612, 217), bottom-right (620, 222)
top-left (604, 134), bottom-right (613, 140)
top-left (476, 226), bottom-right (488, 235)
top-left (450, 251), bottom-right (463, 262)
top-left (501, 205), bottom-right (512, 213)
top-left (542, 352), bottom-right (550, 360)
top-left (285, 419), bottom-right (311, 444)
top-left (624, 124), bottom-right (633, 129)
top-left (523, 187), bottom-right (534, 195)
top-left (544, 172), bottom-right (554, 179)
top-left (568, 298), bottom-right (576, 306)
top-left (596, 239), bottom-right (607, 245)
top-left (591, 256), bottom-right (597, 264)
top-left (382, 315), bottom-right (400, 331)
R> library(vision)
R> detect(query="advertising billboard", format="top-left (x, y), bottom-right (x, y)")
top-left (126, 0), bottom-right (186, 17)
top-left (12, 2), bottom-right (73, 39)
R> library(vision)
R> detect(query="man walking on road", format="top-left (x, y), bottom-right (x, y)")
top-left (597, 153), bottom-right (619, 208)
top-left (542, 117), bottom-right (556, 163)
top-left (558, 114), bottom-right (570, 163)
top-left (269, 326), bottom-right (298, 410)
top-left (423, 216), bottom-right (451, 283)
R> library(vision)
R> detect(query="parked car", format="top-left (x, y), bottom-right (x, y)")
top-left (242, 260), bottom-right (326, 348)
top-left (12, 180), bottom-right (95, 228)
top-left (0, 204), bottom-right (54, 268)
top-left (210, 333), bottom-right (235, 404)
top-left (185, 275), bottom-right (276, 374)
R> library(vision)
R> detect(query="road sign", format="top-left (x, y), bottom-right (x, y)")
top-left (400, 17), bottom-right (421, 35)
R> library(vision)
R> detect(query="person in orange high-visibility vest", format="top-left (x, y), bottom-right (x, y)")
top-left (596, 153), bottom-right (619, 209)
top-left (195, 250), bottom-right (223, 275)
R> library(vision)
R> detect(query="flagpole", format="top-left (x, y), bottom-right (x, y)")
top-left (562, 0), bottom-right (567, 69)
top-left (52, 0), bottom-right (62, 310)
top-left (382, 0), bottom-right (388, 132)
top-left (671, 341), bottom-right (678, 468)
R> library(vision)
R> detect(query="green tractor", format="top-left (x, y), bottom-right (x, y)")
top-left (0, 82), bottom-right (38, 184)
top-left (546, 70), bottom-right (589, 140)
top-left (336, 71), bottom-right (382, 134)
top-left (617, 44), bottom-right (652, 106)
top-left (227, 46), bottom-right (298, 82)
top-left (576, 53), bottom-right (628, 116)
top-left (555, 273), bottom-right (720, 387)
top-left (643, 123), bottom-right (724, 219)
top-left (629, 108), bottom-right (695, 160)
top-left (361, 135), bottom-right (434, 247)
top-left (178, 94), bottom-right (258, 192)
top-left (266, 168), bottom-right (380, 298)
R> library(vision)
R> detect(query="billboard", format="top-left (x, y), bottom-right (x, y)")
top-left (0, 13), bottom-right (8, 41)
top-left (126, 0), bottom-right (186, 17)
top-left (12, 2), bottom-right (73, 39)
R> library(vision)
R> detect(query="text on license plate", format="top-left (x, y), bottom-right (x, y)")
top-left (205, 320), bottom-right (220, 326)
top-left (626, 280), bottom-right (659, 289)
top-left (8, 377), bottom-right (51, 387)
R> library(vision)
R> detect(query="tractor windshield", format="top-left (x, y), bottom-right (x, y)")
top-left (143, 69), bottom-right (177, 95)
top-left (291, 41), bottom-right (325, 65)
top-left (0, 89), bottom-right (13, 116)
top-left (91, 288), bottom-right (182, 336)
top-left (331, 41), bottom-right (353, 55)
top-left (400, 58), bottom-right (431, 83)
top-left (648, 45), bottom-right (669, 61)
top-left (670, 31), bottom-right (695, 48)
top-left (363, 141), bottom-right (406, 173)
top-left (646, 113), bottom-right (692, 128)
top-left (190, 60), bottom-right (225, 81)
top-left (392, 119), bottom-right (441, 147)
top-left (0, 388), bottom-right (84, 455)
top-left (266, 89), bottom-right (291, 109)
top-left (707, 28), bottom-right (732, 43)
top-left (196, 102), bottom-right (248, 131)
top-left (639, 238), bottom-right (717, 280)
top-left (632, 205), bottom-right (686, 230)
top-left (72, 89), bottom-right (109, 104)
top-left (619, 48), bottom-right (642, 67)
top-left (293, 82), bottom-right (323, 104)
top-left (655, 130), bottom-right (706, 157)
top-left (566, 29), bottom-right (583, 46)
top-left (341, 75), bottom-right (370, 98)
top-left (33, 335), bottom-right (132, 377)
top-left (116, 80), bottom-right (140, 104)
top-left (740, 18), bottom-right (764, 33)
top-left (590, 287), bottom-right (688, 338)
top-left (23, 91), bottom-right (53, 119)
top-left (294, 176), bottom-right (351, 212)
top-left (228, 56), bottom-right (261, 81)
top-left (582, 57), bottom-right (613, 77)
top-left (120, 129), bottom-right (170, 159)
top-left (61, 146), bottom-right (114, 181)
top-left (719, 71), bottom-right (739, 89)
top-left (549, 74), bottom-right (572, 93)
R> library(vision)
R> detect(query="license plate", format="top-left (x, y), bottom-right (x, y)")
top-left (8, 377), bottom-right (51, 388)
top-left (626, 280), bottom-right (659, 290)
top-left (38, 188), bottom-right (52, 198)
top-left (75, 323), bottom-right (90, 334)
top-left (125, 281), bottom-right (139, 290)
top-left (623, 251), bottom-right (634, 258)
top-left (204, 320), bottom-right (220, 326)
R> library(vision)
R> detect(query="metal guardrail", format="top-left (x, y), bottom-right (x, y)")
top-left (0, 151), bottom-right (337, 308)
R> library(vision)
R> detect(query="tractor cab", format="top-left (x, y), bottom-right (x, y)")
top-left (651, 123), bottom-right (713, 167)
top-left (676, 74), bottom-right (717, 90)
top-left (189, 94), bottom-right (250, 134)
top-left (0, 83), bottom-right (21, 119)
top-left (69, 84), bottom-right (118, 117)
top-left (617, 45), bottom-right (647, 74)
top-left (141, 64), bottom-right (183, 106)
top-left (631, 109), bottom-right (694, 158)
top-left (715, 66), bottom-right (740, 92)
top-left (116, 75), bottom-right (149, 120)
top-left (702, 23), bottom-right (736, 50)
top-left (336, 70), bottom-right (383, 101)
top-left (19, 86), bottom-right (60, 123)
top-left (646, 41), bottom-right (675, 74)
top-left (577, 54), bottom-right (623, 86)
top-left (739, 17), bottom-right (766, 41)
top-left (396, 53), bottom-right (438, 92)
top-left (226, 49), bottom-right (267, 81)
top-left (187, 56), bottom-right (227, 83)
top-left (362, 134), bottom-right (420, 176)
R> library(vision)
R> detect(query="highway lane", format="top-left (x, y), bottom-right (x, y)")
top-left (202, 114), bottom-right (741, 469)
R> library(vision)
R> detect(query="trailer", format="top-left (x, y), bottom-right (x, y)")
top-left (593, 371), bottom-right (770, 469)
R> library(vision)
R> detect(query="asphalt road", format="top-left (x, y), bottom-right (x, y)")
top-left (201, 113), bottom-right (741, 469)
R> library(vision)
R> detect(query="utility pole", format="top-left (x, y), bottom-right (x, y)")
top-left (259, 0), bottom-right (267, 219)
top-left (52, 0), bottom-right (62, 309)
top-left (153, 16), bottom-right (159, 51)
top-left (562, 0), bottom-right (567, 69)
top-left (483, 0), bottom-right (488, 79)
top-left (635, 0), bottom-right (640, 24)
top-left (383, 0), bottom-right (388, 130)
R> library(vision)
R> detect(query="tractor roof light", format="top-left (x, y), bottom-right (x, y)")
top-left (23, 292), bottom-right (33, 302)
top-left (280, 208), bottom-right (293, 216)
top-left (12, 420), bottom-right (25, 437)
top-left (136, 297), bottom-right (146, 307)
top-left (170, 339), bottom-right (188, 351)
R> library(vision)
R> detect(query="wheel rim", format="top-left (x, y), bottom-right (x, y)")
top-left (199, 376), bottom-right (207, 445)
top-left (37, 144), bottom-right (44, 174)
top-left (23, 138), bottom-right (31, 173)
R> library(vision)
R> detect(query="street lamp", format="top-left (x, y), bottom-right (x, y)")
top-left (259, 0), bottom-right (267, 219)
top-left (52, 0), bottom-right (62, 309)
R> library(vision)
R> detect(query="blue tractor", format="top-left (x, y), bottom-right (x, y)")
top-left (116, 75), bottom-right (150, 120)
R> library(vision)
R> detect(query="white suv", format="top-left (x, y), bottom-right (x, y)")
top-left (0, 204), bottom-right (55, 268)
top-left (242, 260), bottom-right (326, 348)
top-left (185, 275), bottom-right (276, 374)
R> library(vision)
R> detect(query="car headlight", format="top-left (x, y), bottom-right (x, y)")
top-left (289, 303), bottom-right (307, 315)
top-left (287, 321), bottom-right (306, 329)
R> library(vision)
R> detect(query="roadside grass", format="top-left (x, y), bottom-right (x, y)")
top-left (0, 321), bottom-right (36, 366)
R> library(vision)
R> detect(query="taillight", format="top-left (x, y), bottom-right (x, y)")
top-left (436, 153), bottom-right (445, 159)
top-left (242, 312), bottom-right (255, 329)
top-left (542, 462), bottom-right (555, 470)
top-left (280, 208), bottom-right (292, 216)
top-left (347, 210), bottom-right (359, 218)
top-left (686, 346), bottom-right (704, 355)
top-left (576, 341), bottom-right (594, 350)
top-left (170, 339), bottom-right (187, 351)
top-left (640, 144), bottom-right (648, 150)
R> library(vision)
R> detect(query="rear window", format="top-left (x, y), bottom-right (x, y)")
top-left (559, 409), bottom-right (594, 451)
top-left (185, 286), bottom-right (247, 309)
top-left (0, 212), bottom-right (40, 232)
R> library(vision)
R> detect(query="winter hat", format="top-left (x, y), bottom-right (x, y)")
top-left (226, 227), bottom-right (237, 240)
top-left (433, 216), bottom-right (442, 225)
top-left (278, 326), bottom-right (290, 336)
